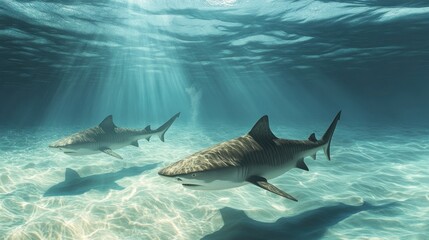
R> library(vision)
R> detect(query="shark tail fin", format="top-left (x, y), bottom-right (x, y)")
top-left (321, 111), bottom-right (341, 160)
top-left (155, 112), bottom-right (180, 142)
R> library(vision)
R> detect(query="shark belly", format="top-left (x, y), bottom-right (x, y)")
top-left (103, 142), bottom-right (132, 150)
top-left (182, 162), bottom-right (295, 191)
top-left (180, 167), bottom-right (249, 190)
top-left (254, 162), bottom-right (296, 180)
top-left (183, 180), bottom-right (248, 190)
top-left (64, 149), bottom-right (97, 156)
top-left (68, 135), bottom-right (135, 155)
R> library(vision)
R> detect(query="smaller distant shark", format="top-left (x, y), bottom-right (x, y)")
top-left (49, 113), bottom-right (180, 159)
top-left (159, 111), bottom-right (341, 201)
top-left (43, 163), bottom-right (159, 197)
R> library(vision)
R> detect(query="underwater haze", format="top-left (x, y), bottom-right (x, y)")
top-left (1, 0), bottom-right (429, 239)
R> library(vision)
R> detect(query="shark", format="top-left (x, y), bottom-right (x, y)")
top-left (158, 111), bottom-right (341, 201)
top-left (49, 112), bottom-right (180, 159)
top-left (44, 163), bottom-right (159, 197)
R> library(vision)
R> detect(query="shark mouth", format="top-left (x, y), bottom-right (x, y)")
top-left (182, 184), bottom-right (201, 187)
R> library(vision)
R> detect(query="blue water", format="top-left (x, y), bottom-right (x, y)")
top-left (1, 0), bottom-right (429, 239)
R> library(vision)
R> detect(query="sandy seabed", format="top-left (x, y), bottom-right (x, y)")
top-left (1, 125), bottom-right (428, 239)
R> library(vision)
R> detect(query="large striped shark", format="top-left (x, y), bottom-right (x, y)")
top-left (49, 113), bottom-right (180, 159)
top-left (158, 111), bottom-right (341, 201)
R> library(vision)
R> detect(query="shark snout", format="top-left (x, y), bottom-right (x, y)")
top-left (158, 170), bottom-right (186, 183)
top-left (158, 170), bottom-right (203, 188)
top-left (157, 167), bottom-right (176, 177)
top-left (48, 141), bottom-right (64, 149)
top-left (158, 170), bottom-right (176, 180)
top-left (48, 143), bottom-right (74, 154)
top-left (48, 144), bottom-right (66, 151)
top-left (157, 169), bottom-right (168, 177)
top-left (158, 174), bottom-right (182, 184)
top-left (48, 144), bottom-right (62, 151)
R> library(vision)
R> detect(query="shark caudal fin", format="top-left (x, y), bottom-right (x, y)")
top-left (321, 111), bottom-right (341, 160)
top-left (155, 112), bottom-right (180, 142)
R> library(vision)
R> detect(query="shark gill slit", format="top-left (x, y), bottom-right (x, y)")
top-left (237, 165), bottom-right (243, 179)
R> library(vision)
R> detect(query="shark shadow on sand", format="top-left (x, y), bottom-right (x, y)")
top-left (44, 162), bottom-right (159, 197)
top-left (202, 202), bottom-right (397, 240)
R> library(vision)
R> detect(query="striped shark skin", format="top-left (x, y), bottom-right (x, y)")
top-left (49, 113), bottom-right (180, 159)
top-left (158, 111), bottom-right (341, 201)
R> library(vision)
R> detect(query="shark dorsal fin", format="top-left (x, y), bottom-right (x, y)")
top-left (99, 115), bottom-right (117, 132)
top-left (65, 168), bottom-right (80, 182)
top-left (248, 115), bottom-right (277, 141)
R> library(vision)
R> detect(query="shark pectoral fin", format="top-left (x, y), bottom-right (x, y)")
top-left (131, 140), bottom-right (139, 147)
top-left (100, 148), bottom-right (123, 159)
top-left (296, 158), bottom-right (309, 171)
top-left (246, 176), bottom-right (298, 202)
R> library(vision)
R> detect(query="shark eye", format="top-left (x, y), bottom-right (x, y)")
top-left (191, 173), bottom-right (197, 177)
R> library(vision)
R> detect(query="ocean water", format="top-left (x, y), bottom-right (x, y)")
top-left (1, 0), bottom-right (429, 239)
top-left (1, 124), bottom-right (428, 239)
